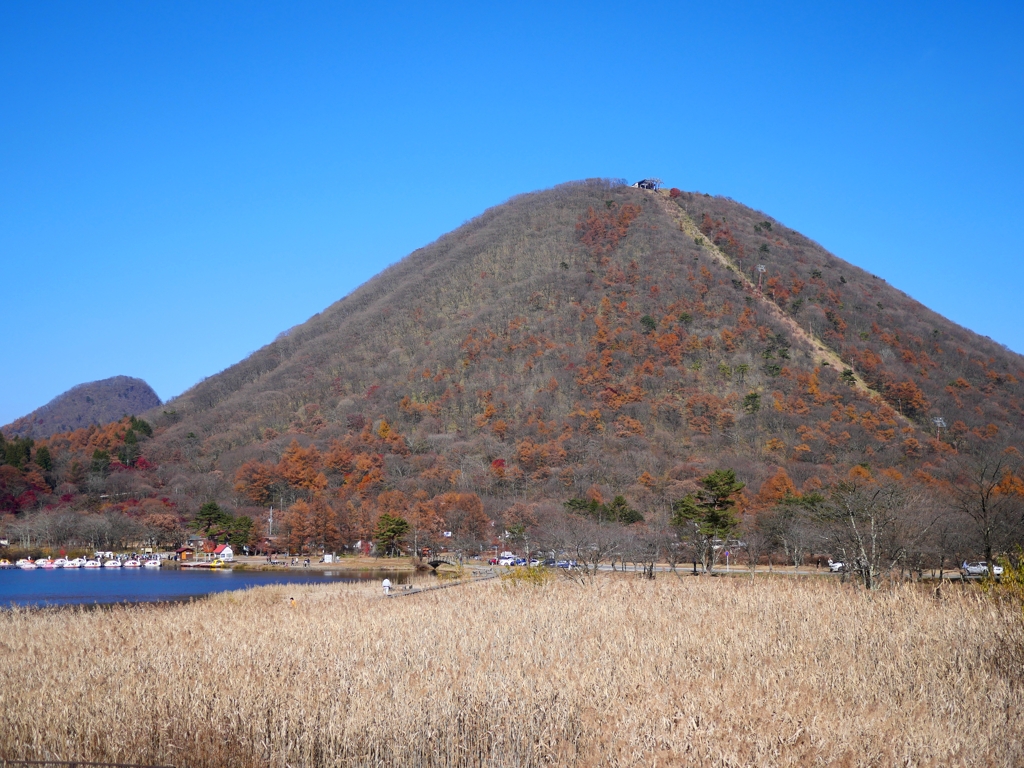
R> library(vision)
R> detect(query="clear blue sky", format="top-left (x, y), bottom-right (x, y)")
top-left (2, 1), bottom-right (1022, 426)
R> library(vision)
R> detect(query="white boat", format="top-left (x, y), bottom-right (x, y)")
top-left (102, 559), bottom-right (122, 568)
top-left (84, 560), bottom-right (101, 568)
top-left (143, 559), bottom-right (161, 568)
top-left (123, 559), bottom-right (141, 568)
top-left (38, 559), bottom-right (56, 569)
top-left (66, 557), bottom-right (86, 568)
top-left (17, 559), bottom-right (37, 570)
top-left (53, 558), bottom-right (69, 568)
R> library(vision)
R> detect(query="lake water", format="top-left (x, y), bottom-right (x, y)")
top-left (0, 567), bottom-right (415, 608)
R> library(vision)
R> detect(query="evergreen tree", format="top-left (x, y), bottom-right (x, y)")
top-left (90, 449), bottom-right (111, 475)
top-left (374, 513), bottom-right (410, 556)
top-left (227, 515), bottom-right (254, 549)
top-left (606, 495), bottom-right (644, 524)
top-left (129, 416), bottom-right (153, 437)
top-left (118, 429), bottom-right (140, 467)
top-left (193, 501), bottom-right (231, 538)
top-left (672, 469), bottom-right (745, 572)
top-left (4, 436), bottom-right (33, 468)
top-left (35, 445), bottom-right (52, 472)
top-left (564, 495), bottom-right (643, 524)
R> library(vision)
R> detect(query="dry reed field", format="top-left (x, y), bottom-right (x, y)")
top-left (0, 575), bottom-right (1021, 767)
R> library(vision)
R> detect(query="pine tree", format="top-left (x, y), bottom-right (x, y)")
top-left (672, 469), bottom-right (745, 572)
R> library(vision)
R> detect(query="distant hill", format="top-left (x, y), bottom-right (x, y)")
top-left (3, 376), bottom-right (161, 439)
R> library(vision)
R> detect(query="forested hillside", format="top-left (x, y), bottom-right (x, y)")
top-left (3, 180), bottom-right (1022, 574)
top-left (3, 376), bottom-right (160, 439)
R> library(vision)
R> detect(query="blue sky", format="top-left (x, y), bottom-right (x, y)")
top-left (2, 1), bottom-right (1022, 426)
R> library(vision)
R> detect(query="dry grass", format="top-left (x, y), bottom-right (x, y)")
top-left (0, 576), bottom-right (1021, 767)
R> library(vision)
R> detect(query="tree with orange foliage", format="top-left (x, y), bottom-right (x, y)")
top-left (308, 495), bottom-right (341, 552)
top-left (755, 468), bottom-right (797, 507)
top-left (576, 204), bottom-right (642, 257)
top-left (234, 460), bottom-right (281, 506)
top-left (278, 440), bottom-right (323, 492)
top-left (323, 440), bottom-right (355, 474)
top-left (284, 499), bottom-right (313, 554)
top-left (400, 492), bottom-right (439, 555)
top-left (885, 379), bottom-right (929, 418)
top-left (433, 492), bottom-right (490, 547)
top-left (347, 497), bottom-right (378, 545)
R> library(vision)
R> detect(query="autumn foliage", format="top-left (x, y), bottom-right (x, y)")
top-left (3, 180), bottom-right (1023, 562)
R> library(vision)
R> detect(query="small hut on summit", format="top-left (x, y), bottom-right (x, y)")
top-left (632, 179), bottom-right (660, 190)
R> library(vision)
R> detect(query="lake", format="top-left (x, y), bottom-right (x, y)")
top-left (0, 566), bottom-right (415, 608)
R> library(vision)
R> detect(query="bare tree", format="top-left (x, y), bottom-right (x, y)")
top-left (757, 504), bottom-right (814, 571)
top-left (944, 441), bottom-right (1023, 573)
top-left (621, 524), bottom-right (661, 579)
top-left (655, 523), bottom-right (685, 575)
top-left (672, 517), bottom-right (710, 574)
top-left (740, 515), bottom-right (775, 579)
top-left (816, 482), bottom-right (920, 589)
top-left (539, 511), bottom-right (622, 585)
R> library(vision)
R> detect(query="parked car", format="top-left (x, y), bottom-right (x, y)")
top-left (961, 561), bottom-right (1004, 577)
top-left (827, 559), bottom-right (845, 573)
top-left (555, 559), bottom-right (577, 569)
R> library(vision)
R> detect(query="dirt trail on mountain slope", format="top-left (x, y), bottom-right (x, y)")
top-left (653, 192), bottom-right (898, 413)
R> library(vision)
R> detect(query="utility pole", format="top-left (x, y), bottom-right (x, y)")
top-left (756, 264), bottom-right (766, 293)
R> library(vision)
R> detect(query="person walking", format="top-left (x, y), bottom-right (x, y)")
top-left (382, 578), bottom-right (392, 596)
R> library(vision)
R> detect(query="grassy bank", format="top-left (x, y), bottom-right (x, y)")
top-left (228, 554), bottom-right (424, 572)
top-left (0, 575), bottom-right (1020, 767)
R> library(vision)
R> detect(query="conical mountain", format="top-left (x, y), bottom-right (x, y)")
top-left (126, 179), bottom-right (1022, 527)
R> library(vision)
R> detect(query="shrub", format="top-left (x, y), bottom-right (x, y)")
top-left (500, 565), bottom-right (555, 588)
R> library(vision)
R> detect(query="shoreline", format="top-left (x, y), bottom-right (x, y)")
top-left (227, 555), bottom-right (426, 572)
